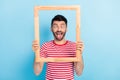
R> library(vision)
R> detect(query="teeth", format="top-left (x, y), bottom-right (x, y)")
top-left (57, 32), bottom-right (62, 35)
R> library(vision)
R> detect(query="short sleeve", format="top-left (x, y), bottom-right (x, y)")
top-left (40, 43), bottom-right (47, 58)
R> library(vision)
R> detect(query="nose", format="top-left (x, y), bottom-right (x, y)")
top-left (57, 26), bottom-right (62, 31)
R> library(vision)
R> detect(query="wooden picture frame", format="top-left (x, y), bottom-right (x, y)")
top-left (34, 6), bottom-right (81, 62)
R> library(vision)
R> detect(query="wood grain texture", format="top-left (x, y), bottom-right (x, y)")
top-left (34, 5), bottom-right (81, 62)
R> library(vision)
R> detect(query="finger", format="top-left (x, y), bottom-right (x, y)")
top-left (76, 43), bottom-right (83, 47)
top-left (32, 41), bottom-right (39, 45)
top-left (33, 41), bottom-right (38, 44)
top-left (76, 48), bottom-right (82, 52)
top-left (32, 44), bottom-right (39, 48)
top-left (77, 43), bottom-right (84, 47)
top-left (76, 44), bottom-right (84, 49)
top-left (33, 40), bottom-right (39, 43)
top-left (32, 46), bottom-right (39, 51)
top-left (34, 47), bottom-right (39, 50)
top-left (33, 46), bottom-right (39, 49)
top-left (78, 42), bottom-right (84, 44)
top-left (32, 44), bottom-right (39, 49)
top-left (34, 43), bottom-right (39, 45)
top-left (77, 45), bottom-right (82, 48)
top-left (76, 47), bottom-right (83, 53)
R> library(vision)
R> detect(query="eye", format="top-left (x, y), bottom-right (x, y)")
top-left (53, 24), bottom-right (58, 29)
top-left (61, 24), bottom-right (66, 28)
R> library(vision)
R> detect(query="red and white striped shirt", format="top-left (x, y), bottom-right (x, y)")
top-left (40, 40), bottom-right (76, 80)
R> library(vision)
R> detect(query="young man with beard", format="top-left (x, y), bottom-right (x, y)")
top-left (32, 15), bottom-right (84, 80)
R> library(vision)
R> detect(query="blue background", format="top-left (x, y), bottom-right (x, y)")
top-left (0, 0), bottom-right (120, 80)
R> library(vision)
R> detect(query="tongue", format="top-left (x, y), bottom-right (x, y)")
top-left (57, 34), bottom-right (62, 39)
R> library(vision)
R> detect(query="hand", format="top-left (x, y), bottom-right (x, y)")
top-left (32, 40), bottom-right (40, 52)
top-left (76, 41), bottom-right (84, 53)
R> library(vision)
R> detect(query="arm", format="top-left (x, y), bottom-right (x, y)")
top-left (74, 41), bottom-right (84, 76)
top-left (32, 40), bottom-right (44, 76)
top-left (34, 60), bottom-right (44, 76)
top-left (74, 54), bottom-right (84, 76)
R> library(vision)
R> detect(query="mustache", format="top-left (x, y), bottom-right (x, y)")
top-left (56, 31), bottom-right (63, 33)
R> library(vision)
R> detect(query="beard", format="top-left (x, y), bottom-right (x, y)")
top-left (52, 31), bottom-right (66, 41)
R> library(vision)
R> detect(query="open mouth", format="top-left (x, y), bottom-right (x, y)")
top-left (55, 31), bottom-right (63, 39)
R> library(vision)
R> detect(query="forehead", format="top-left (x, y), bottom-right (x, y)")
top-left (53, 21), bottom-right (66, 24)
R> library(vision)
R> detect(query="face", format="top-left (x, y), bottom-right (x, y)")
top-left (51, 21), bottom-right (67, 41)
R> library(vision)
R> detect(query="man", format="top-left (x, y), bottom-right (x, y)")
top-left (32, 15), bottom-right (84, 80)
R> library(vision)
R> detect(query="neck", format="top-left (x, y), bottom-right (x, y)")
top-left (54, 38), bottom-right (66, 45)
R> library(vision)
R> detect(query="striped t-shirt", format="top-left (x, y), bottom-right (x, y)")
top-left (40, 40), bottom-right (76, 80)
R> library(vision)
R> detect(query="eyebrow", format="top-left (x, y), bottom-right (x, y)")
top-left (52, 22), bottom-right (58, 25)
top-left (53, 23), bottom-right (57, 25)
